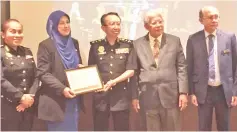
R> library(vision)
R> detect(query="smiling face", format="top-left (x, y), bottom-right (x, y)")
top-left (1, 21), bottom-right (24, 49)
top-left (145, 15), bottom-right (164, 38)
top-left (101, 14), bottom-right (121, 38)
top-left (57, 15), bottom-right (71, 36)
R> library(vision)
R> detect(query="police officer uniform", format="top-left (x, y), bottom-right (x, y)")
top-left (1, 44), bottom-right (39, 131)
top-left (88, 38), bottom-right (137, 131)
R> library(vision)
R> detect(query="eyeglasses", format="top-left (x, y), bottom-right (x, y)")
top-left (104, 22), bottom-right (121, 27)
top-left (203, 15), bottom-right (220, 20)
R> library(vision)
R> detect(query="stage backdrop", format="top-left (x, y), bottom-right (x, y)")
top-left (10, 1), bottom-right (237, 131)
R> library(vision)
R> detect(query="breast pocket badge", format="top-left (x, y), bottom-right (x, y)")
top-left (115, 48), bottom-right (129, 54)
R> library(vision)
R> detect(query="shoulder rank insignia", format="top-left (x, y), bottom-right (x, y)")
top-left (90, 39), bottom-right (104, 44)
top-left (118, 38), bottom-right (132, 43)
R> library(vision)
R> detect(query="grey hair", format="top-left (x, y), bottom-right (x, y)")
top-left (143, 8), bottom-right (164, 24)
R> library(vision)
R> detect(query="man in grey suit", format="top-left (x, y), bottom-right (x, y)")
top-left (132, 8), bottom-right (188, 131)
top-left (186, 6), bottom-right (237, 131)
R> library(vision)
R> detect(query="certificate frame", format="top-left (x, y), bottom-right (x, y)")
top-left (65, 65), bottom-right (104, 95)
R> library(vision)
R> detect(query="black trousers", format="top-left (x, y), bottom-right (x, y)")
top-left (198, 85), bottom-right (230, 131)
top-left (1, 102), bottom-right (34, 131)
top-left (93, 109), bottom-right (129, 131)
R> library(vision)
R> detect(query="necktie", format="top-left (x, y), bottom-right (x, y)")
top-left (153, 38), bottom-right (160, 58)
top-left (208, 34), bottom-right (215, 81)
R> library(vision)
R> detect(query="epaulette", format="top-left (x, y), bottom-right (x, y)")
top-left (118, 38), bottom-right (133, 44)
top-left (90, 39), bottom-right (104, 45)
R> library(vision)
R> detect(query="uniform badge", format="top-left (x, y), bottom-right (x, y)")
top-left (115, 48), bottom-right (129, 54)
top-left (5, 52), bottom-right (13, 58)
top-left (26, 55), bottom-right (33, 59)
top-left (98, 46), bottom-right (106, 55)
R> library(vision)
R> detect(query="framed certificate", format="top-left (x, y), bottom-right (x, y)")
top-left (65, 65), bottom-right (103, 95)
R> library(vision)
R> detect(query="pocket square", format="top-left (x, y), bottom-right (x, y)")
top-left (221, 49), bottom-right (230, 55)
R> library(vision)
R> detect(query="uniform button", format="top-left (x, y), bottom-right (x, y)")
top-left (22, 70), bottom-right (26, 73)
top-left (10, 62), bottom-right (14, 65)
top-left (124, 87), bottom-right (126, 90)
top-left (1, 95), bottom-right (3, 98)
top-left (111, 49), bottom-right (114, 52)
top-left (120, 56), bottom-right (123, 59)
top-left (24, 88), bottom-right (27, 91)
top-left (23, 79), bottom-right (26, 82)
top-left (17, 55), bottom-right (20, 58)
top-left (21, 62), bottom-right (24, 65)
top-left (110, 71), bottom-right (113, 74)
top-left (100, 57), bottom-right (103, 60)
top-left (75, 49), bottom-right (78, 51)
top-left (110, 64), bottom-right (113, 67)
top-left (31, 60), bottom-right (34, 63)
top-left (110, 56), bottom-right (114, 59)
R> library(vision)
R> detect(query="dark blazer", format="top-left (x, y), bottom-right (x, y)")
top-left (36, 38), bottom-right (84, 121)
top-left (133, 33), bottom-right (188, 110)
top-left (186, 29), bottom-right (237, 106)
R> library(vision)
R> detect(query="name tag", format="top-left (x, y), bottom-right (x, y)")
top-left (115, 48), bottom-right (129, 54)
top-left (26, 55), bottom-right (33, 59)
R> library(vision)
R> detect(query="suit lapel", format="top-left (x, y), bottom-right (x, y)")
top-left (156, 33), bottom-right (168, 68)
top-left (216, 29), bottom-right (224, 67)
top-left (141, 34), bottom-right (156, 66)
top-left (200, 30), bottom-right (208, 59)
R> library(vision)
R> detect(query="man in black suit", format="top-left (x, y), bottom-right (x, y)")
top-left (186, 6), bottom-right (237, 131)
top-left (88, 12), bottom-right (137, 131)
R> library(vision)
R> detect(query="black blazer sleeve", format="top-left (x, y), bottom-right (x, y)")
top-left (37, 39), bottom-right (66, 96)
top-left (186, 35), bottom-right (194, 95)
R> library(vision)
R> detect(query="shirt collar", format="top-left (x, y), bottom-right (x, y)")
top-left (204, 30), bottom-right (217, 38)
top-left (149, 33), bottom-right (162, 44)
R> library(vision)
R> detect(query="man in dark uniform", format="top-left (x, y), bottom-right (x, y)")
top-left (1, 19), bottom-right (39, 131)
top-left (88, 12), bottom-right (137, 131)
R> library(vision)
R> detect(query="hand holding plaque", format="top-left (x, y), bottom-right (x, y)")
top-left (65, 65), bottom-right (104, 95)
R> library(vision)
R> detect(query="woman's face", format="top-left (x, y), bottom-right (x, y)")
top-left (1, 21), bottom-right (24, 48)
top-left (57, 15), bottom-right (71, 36)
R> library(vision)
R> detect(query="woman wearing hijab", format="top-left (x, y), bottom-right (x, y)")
top-left (36, 10), bottom-right (84, 131)
top-left (1, 19), bottom-right (39, 131)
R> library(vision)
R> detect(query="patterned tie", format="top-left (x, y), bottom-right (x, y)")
top-left (153, 38), bottom-right (160, 58)
top-left (208, 34), bottom-right (215, 81)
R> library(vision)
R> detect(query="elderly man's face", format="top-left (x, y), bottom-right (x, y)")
top-left (145, 16), bottom-right (164, 38)
top-left (200, 7), bottom-right (219, 33)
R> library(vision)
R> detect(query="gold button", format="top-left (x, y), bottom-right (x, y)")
top-left (22, 70), bottom-right (26, 73)
top-left (110, 64), bottom-right (113, 67)
top-left (110, 71), bottom-right (113, 74)
top-left (1, 95), bottom-right (3, 98)
top-left (110, 56), bottom-right (113, 59)
top-left (23, 79), bottom-right (26, 82)
top-left (17, 55), bottom-right (20, 58)
top-left (124, 87), bottom-right (126, 90)
top-left (24, 88), bottom-right (27, 91)
top-left (10, 62), bottom-right (14, 65)
top-left (111, 49), bottom-right (114, 52)
top-left (21, 62), bottom-right (24, 65)
top-left (100, 57), bottom-right (103, 60)
top-left (120, 56), bottom-right (123, 59)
